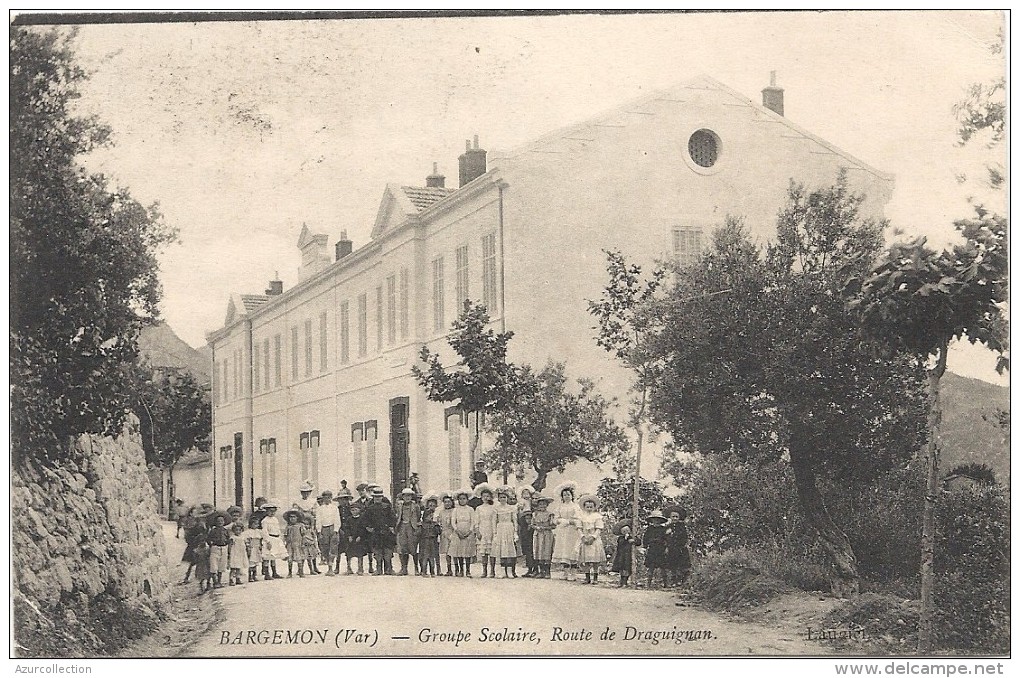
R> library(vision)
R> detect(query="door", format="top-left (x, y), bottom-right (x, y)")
top-left (233, 432), bottom-right (244, 507)
top-left (389, 397), bottom-right (410, 499)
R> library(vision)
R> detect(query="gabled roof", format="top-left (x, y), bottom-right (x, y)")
top-left (401, 185), bottom-right (456, 211)
top-left (370, 183), bottom-right (421, 239)
top-left (494, 74), bottom-right (892, 181)
top-left (297, 222), bottom-right (328, 250)
top-left (224, 292), bottom-right (269, 327)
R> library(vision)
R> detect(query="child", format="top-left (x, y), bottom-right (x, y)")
top-left (552, 482), bottom-right (582, 581)
top-left (611, 523), bottom-right (640, 588)
top-left (576, 495), bottom-right (606, 584)
top-left (344, 503), bottom-right (369, 575)
top-left (193, 540), bottom-right (211, 594)
top-left (474, 483), bottom-right (497, 578)
top-left (518, 509), bottom-right (536, 577)
top-left (283, 509), bottom-right (308, 577)
top-left (172, 498), bottom-right (185, 538)
top-left (301, 511), bottom-right (321, 575)
top-left (418, 494), bottom-right (441, 577)
top-left (181, 509), bottom-right (207, 584)
top-left (206, 513), bottom-right (232, 589)
top-left (448, 489), bottom-right (477, 577)
top-left (492, 487), bottom-right (520, 578)
top-left (664, 508), bottom-right (692, 588)
top-left (641, 510), bottom-right (669, 589)
top-left (437, 492), bottom-right (455, 576)
top-left (228, 521), bottom-right (248, 586)
top-left (335, 490), bottom-right (354, 573)
top-left (244, 516), bottom-right (264, 582)
top-left (260, 500), bottom-right (286, 580)
top-left (530, 495), bottom-right (555, 578)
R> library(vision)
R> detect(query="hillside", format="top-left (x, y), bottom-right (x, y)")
top-left (138, 322), bottom-right (210, 384)
top-left (940, 371), bottom-right (1009, 485)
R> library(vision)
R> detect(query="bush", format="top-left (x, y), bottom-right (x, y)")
top-left (687, 548), bottom-right (789, 614)
top-left (823, 592), bottom-right (920, 650)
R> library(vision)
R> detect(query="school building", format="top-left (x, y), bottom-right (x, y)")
top-left (206, 74), bottom-right (894, 509)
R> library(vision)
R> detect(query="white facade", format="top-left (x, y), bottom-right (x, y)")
top-left (207, 76), bottom-right (893, 509)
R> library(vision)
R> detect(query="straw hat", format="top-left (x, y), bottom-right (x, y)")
top-left (517, 485), bottom-right (536, 498)
top-left (423, 493), bottom-right (439, 505)
top-left (370, 485), bottom-right (384, 496)
top-left (553, 480), bottom-right (578, 500)
top-left (282, 509), bottom-right (303, 523)
top-left (438, 490), bottom-right (454, 502)
top-left (336, 487), bottom-right (353, 498)
top-left (532, 494), bottom-right (552, 507)
top-left (495, 485), bottom-right (512, 497)
top-left (454, 488), bottom-right (472, 500)
top-left (262, 498), bottom-right (280, 510)
top-left (355, 482), bottom-right (368, 492)
top-left (474, 482), bottom-right (494, 497)
top-left (613, 519), bottom-right (635, 536)
top-left (578, 494), bottom-right (600, 511)
top-left (399, 488), bottom-right (415, 497)
top-left (645, 510), bottom-right (667, 524)
top-left (299, 480), bottom-right (315, 493)
top-left (209, 510), bottom-right (232, 526)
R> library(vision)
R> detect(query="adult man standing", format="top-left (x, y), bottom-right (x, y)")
top-left (315, 490), bottom-right (341, 575)
top-left (363, 486), bottom-right (395, 575)
top-left (394, 488), bottom-right (422, 575)
top-left (470, 461), bottom-right (488, 489)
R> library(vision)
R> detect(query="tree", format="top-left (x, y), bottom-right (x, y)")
top-left (412, 301), bottom-right (517, 473)
top-left (589, 249), bottom-right (666, 574)
top-left (484, 361), bottom-right (631, 492)
top-left (849, 210), bottom-right (1007, 652)
top-left (952, 29), bottom-right (1005, 189)
top-left (644, 176), bottom-right (929, 596)
top-left (130, 363), bottom-right (212, 506)
top-left (10, 27), bottom-right (177, 465)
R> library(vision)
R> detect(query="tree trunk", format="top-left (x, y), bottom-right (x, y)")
top-left (918, 340), bottom-right (948, 654)
top-left (631, 427), bottom-right (643, 588)
top-left (789, 447), bottom-right (859, 597)
top-left (167, 462), bottom-right (176, 519)
top-left (533, 468), bottom-right (548, 493)
top-left (469, 411), bottom-right (481, 465)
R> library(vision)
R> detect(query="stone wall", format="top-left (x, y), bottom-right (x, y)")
top-left (12, 418), bottom-right (173, 657)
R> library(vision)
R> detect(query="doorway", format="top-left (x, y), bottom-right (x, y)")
top-left (233, 432), bottom-right (244, 507)
top-left (389, 397), bottom-right (410, 499)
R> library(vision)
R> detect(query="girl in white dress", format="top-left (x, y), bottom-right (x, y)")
top-left (492, 487), bottom-right (520, 578)
top-left (551, 481), bottom-right (582, 581)
top-left (260, 500), bottom-right (286, 580)
top-left (448, 489), bottom-right (477, 577)
top-left (473, 483), bottom-right (497, 579)
top-left (575, 495), bottom-right (607, 584)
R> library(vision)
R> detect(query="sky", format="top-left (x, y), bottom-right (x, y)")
top-left (56, 10), bottom-right (1007, 384)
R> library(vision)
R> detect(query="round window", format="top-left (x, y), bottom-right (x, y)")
top-left (688, 129), bottom-right (720, 168)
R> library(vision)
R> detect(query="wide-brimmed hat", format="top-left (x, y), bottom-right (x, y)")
top-left (517, 485), bottom-right (536, 497)
top-left (209, 510), bottom-right (232, 525)
top-left (438, 490), bottom-right (454, 502)
top-left (645, 510), bottom-right (667, 524)
top-left (553, 481), bottom-right (578, 499)
top-left (454, 488), bottom-right (472, 500)
top-left (282, 509), bottom-right (303, 523)
top-left (262, 498), bottom-right (280, 510)
top-left (423, 493), bottom-right (439, 504)
top-left (194, 504), bottom-right (215, 519)
top-left (370, 486), bottom-right (384, 496)
top-left (226, 505), bottom-right (243, 516)
top-left (495, 485), bottom-right (512, 497)
top-left (578, 494), bottom-right (600, 511)
top-left (400, 488), bottom-right (415, 496)
top-left (299, 480), bottom-right (315, 493)
top-left (532, 494), bottom-right (552, 506)
top-left (613, 519), bottom-right (635, 535)
top-left (355, 482), bottom-right (368, 492)
top-left (321, 490), bottom-right (334, 499)
top-left (474, 482), bottom-right (494, 497)
top-left (336, 487), bottom-right (353, 498)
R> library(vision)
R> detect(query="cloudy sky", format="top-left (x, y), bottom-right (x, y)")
top-left (59, 10), bottom-right (1006, 383)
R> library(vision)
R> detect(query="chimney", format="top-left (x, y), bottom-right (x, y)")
top-left (265, 273), bottom-right (283, 297)
top-left (458, 134), bottom-right (487, 187)
top-left (335, 230), bottom-right (353, 261)
top-left (426, 162), bottom-right (446, 188)
top-left (762, 71), bottom-right (784, 116)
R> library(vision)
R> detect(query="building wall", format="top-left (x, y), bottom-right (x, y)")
top-left (210, 81), bottom-right (894, 507)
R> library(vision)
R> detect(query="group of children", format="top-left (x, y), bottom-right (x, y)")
top-left (179, 478), bottom-right (691, 593)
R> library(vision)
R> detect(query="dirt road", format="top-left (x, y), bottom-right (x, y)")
top-left (166, 524), bottom-right (831, 657)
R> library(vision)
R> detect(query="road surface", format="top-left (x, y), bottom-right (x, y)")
top-left (163, 523), bottom-right (831, 657)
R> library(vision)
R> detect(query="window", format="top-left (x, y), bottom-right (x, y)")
top-left (365, 420), bottom-right (378, 481)
top-left (219, 445), bottom-right (233, 502)
top-left (221, 361), bottom-right (228, 403)
top-left (214, 361), bottom-right (221, 403)
top-left (263, 338), bottom-right (271, 391)
top-left (446, 408), bottom-right (463, 491)
top-left (253, 344), bottom-right (260, 393)
top-left (304, 319), bottom-right (313, 377)
top-left (351, 423), bottom-right (364, 482)
top-left (357, 293), bottom-right (368, 357)
top-left (232, 350), bottom-right (239, 398)
top-left (455, 245), bottom-right (469, 311)
top-left (672, 227), bottom-right (704, 268)
top-left (340, 300), bottom-right (350, 364)
top-left (386, 274), bottom-right (397, 345)
top-left (309, 430), bottom-right (320, 490)
top-left (482, 232), bottom-right (497, 312)
top-left (273, 334), bottom-right (282, 386)
top-left (432, 256), bottom-right (445, 332)
top-left (291, 326), bottom-right (299, 380)
top-left (319, 311), bottom-right (328, 373)
top-left (260, 438), bottom-right (278, 497)
top-left (375, 286), bottom-right (383, 352)
top-left (300, 432), bottom-right (309, 481)
top-left (688, 129), bottom-right (720, 168)
top-left (399, 268), bottom-right (410, 340)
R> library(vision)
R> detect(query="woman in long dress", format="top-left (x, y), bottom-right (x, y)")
top-left (492, 487), bottom-right (520, 578)
top-left (447, 489), bottom-right (477, 577)
top-left (551, 481), bottom-right (582, 581)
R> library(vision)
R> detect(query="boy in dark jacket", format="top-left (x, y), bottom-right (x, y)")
top-left (641, 510), bottom-right (669, 589)
top-left (664, 509), bottom-right (692, 587)
top-left (611, 524), bottom-right (640, 587)
top-left (344, 503), bottom-right (369, 574)
top-left (363, 487), bottom-right (396, 575)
